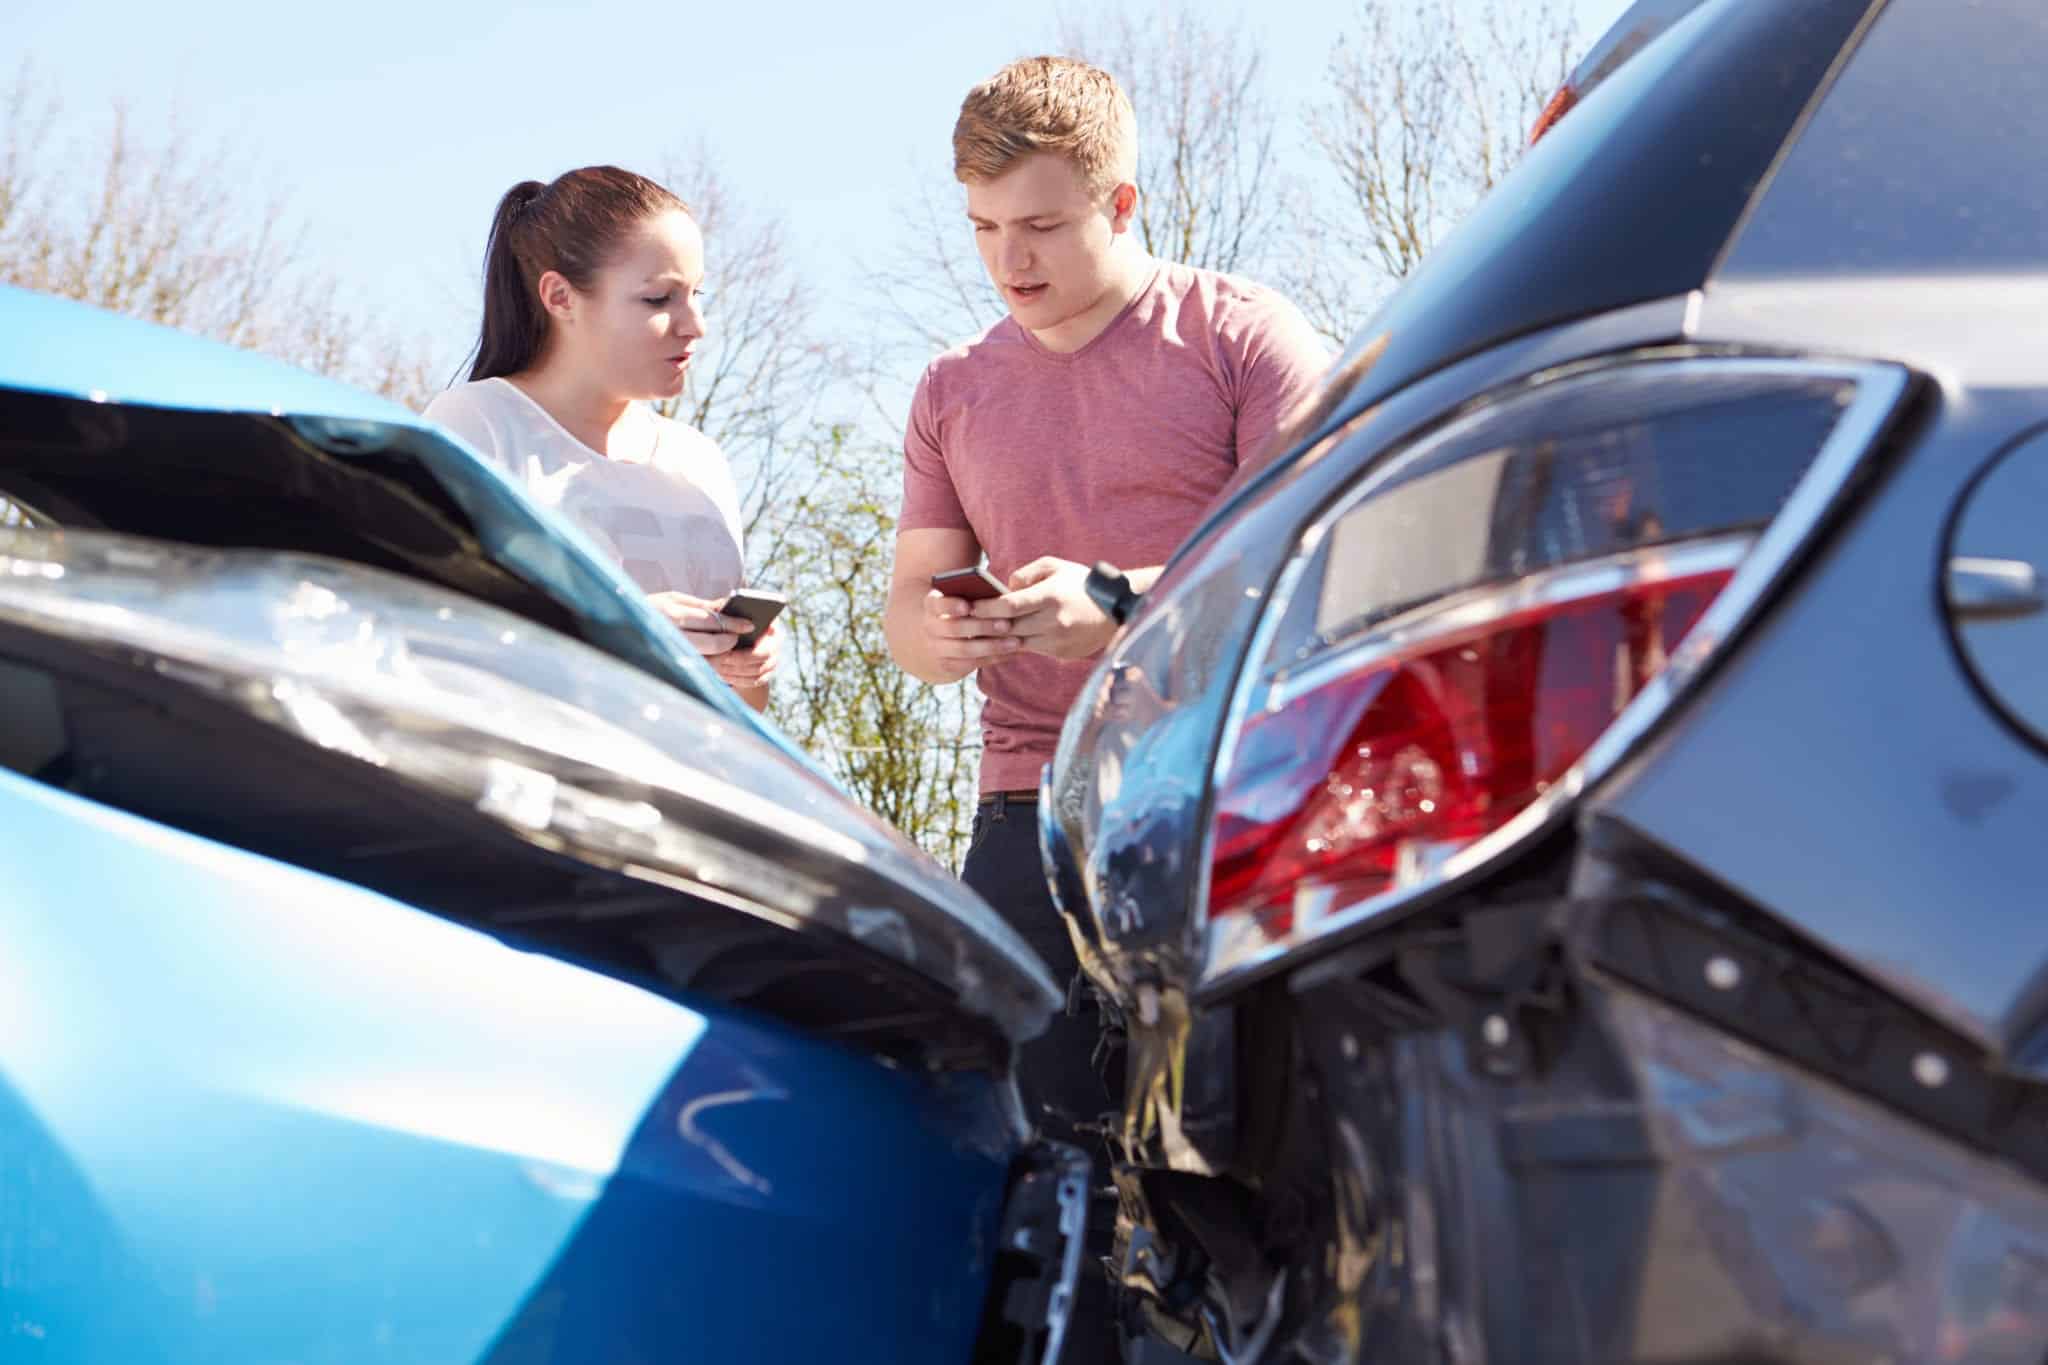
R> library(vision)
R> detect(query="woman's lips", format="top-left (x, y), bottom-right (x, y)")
top-left (1007, 283), bottom-right (1048, 301)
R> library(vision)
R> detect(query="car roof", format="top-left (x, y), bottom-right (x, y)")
top-left (0, 283), bottom-right (423, 425)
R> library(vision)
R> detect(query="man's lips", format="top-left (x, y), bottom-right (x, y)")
top-left (1006, 283), bottom-right (1048, 300)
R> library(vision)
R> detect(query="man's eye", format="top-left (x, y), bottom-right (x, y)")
top-left (1031, 223), bottom-right (1059, 233)
top-left (972, 225), bottom-right (993, 234)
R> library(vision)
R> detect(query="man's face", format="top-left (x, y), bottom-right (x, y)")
top-left (965, 152), bottom-right (1128, 336)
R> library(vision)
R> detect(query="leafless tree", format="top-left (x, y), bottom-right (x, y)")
top-left (1057, 3), bottom-right (1290, 278)
top-left (873, 177), bottom-right (1005, 358)
top-left (1292, 0), bottom-right (1580, 341)
top-left (656, 144), bottom-right (846, 571)
top-left (0, 65), bottom-right (440, 407)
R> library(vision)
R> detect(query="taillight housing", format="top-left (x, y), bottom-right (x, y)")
top-left (1202, 356), bottom-right (1910, 989)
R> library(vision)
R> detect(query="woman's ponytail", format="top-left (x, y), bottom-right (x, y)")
top-left (468, 180), bottom-right (549, 382)
top-left (460, 169), bottom-right (689, 384)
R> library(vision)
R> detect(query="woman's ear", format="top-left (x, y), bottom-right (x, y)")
top-left (535, 270), bottom-right (577, 325)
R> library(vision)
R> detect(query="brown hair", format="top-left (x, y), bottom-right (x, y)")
top-left (467, 166), bottom-right (690, 382)
top-left (951, 56), bottom-right (1138, 196)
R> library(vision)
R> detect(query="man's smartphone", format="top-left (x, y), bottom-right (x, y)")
top-left (719, 587), bottom-right (788, 651)
top-left (930, 565), bottom-right (1008, 602)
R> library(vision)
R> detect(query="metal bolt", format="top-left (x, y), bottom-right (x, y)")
top-left (1136, 984), bottom-right (1161, 1027)
top-left (1482, 1014), bottom-right (1511, 1048)
top-left (1341, 1034), bottom-right (1360, 1061)
top-left (1705, 956), bottom-right (1743, 991)
top-left (1913, 1052), bottom-right (1951, 1089)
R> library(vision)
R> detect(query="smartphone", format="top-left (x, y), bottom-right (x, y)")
top-left (719, 587), bottom-right (788, 651)
top-left (930, 565), bottom-right (1008, 602)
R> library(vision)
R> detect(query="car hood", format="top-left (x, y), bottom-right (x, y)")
top-left (0, 284), bottom-right (784, 751)
top-left (0, 527), bottom-right (1061, 1052)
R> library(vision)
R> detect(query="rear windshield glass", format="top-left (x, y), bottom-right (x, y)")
top-left (1720, 0), bottom-right (2048, 279)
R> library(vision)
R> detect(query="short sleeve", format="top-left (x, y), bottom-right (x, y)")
top-left (897, 368), bottom-right (972, 534)
top-left (1230, 295), bottom-right (1335, 477)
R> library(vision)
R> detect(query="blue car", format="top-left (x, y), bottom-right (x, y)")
top-left (0, 285), bottom-right (1083, 1364)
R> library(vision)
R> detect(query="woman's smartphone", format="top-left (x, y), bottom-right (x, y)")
top-left (930, 565), bottom-right (1008, 602)
top-left (719, 587), bottom-right (788, 651)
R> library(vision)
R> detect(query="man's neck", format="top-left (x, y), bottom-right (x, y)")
top-left (1028, 251), bottom-right (1155, 355)
top-left (509, 364), bottom-right (636, 457)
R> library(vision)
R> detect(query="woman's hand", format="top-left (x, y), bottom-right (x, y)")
top-left (649, 591), bottom-right (743, 659)
top-left (649, 592), bottom-right (781, 708)
top-left (720, 617), bottom-right (782, 684)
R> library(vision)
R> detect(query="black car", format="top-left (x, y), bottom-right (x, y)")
top-left (1044, 0), bottom-right (2048, 1359)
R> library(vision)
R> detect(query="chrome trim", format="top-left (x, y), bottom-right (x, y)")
top-left (984, 1139), bottom-right (1091, 1365)
top-left (1043, 1146), bottom-right (1089, 1365)
top-left (1037, 763), bottom-right (1074, 920)
top-left (1198, 356), bottom-right (1914, 994)
top-left (1266, 534), bottom-right (1755, 713)
top-left (1946, 555), bottom-right (2044, 621)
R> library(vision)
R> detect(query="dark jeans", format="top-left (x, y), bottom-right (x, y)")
top-left (963, 793), bottom-right (1122, 1365)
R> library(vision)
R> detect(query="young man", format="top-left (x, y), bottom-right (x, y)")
top-left (884, 57), bottom-right (1328, 1343)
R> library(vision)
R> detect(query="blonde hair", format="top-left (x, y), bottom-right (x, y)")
top-left (952, 56), bottom-right (1138, 196)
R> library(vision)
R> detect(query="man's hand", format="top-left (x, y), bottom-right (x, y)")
top-left (970, 557), bottom-right (1119, 661)
top-left (923, 588), bottom-right (1023, 672)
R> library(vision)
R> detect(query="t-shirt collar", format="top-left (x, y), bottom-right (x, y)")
top-left (1011, 262), bottom-right (1165, 363)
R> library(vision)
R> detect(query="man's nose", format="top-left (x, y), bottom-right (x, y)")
top-left (999, 232), bottom-right (1033, 275)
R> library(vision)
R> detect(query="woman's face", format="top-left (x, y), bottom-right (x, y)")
top-left (549, 209), bottom-right (708, 402)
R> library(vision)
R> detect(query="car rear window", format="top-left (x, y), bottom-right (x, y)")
top-left (1719, 0), bottom-right (2048, 280)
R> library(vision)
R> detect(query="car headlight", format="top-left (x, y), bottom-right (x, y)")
top-left (0, 530), bottom-right (1061, 1042)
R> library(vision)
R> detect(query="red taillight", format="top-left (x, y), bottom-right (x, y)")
top-left (1529, 84), bottom-right (1578, 145)
top-left (1210, 566), bottom-right (1731, 935)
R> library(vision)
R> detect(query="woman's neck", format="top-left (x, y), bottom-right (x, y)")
top-left (506, 363), bottom-right (641, 459)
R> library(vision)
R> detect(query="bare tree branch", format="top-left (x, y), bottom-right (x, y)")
top-left (0, 67), bottom-right (440, 407)
top-left (1057, 1), bottom-right (1290, 278)
top-left (1293, 0), bottom-right (1580, 344)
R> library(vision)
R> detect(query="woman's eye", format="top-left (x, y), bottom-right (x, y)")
top-left (643, 293), bottom-right (673, 307)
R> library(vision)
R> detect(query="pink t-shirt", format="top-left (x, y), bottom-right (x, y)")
top-left (900, 261), bottom-right (1331, 793)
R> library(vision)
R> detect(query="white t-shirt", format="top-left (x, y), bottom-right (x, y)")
top-left (424, 377), bottom-right (746, 599)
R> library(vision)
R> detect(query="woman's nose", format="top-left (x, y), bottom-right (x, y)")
top-left (678, 296), bottom-right (707, 340)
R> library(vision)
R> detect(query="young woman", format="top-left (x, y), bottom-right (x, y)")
top-left (425, 166), bottom-right (779, 711)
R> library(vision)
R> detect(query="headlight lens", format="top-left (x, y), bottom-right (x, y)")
top-left (0, 530), bottom-right (1061, 1040)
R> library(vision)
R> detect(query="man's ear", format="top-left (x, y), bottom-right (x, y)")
top-left (1109, 182), bottom-right (1139, 234)
top-left (535, 270), bottom-right (577, 325)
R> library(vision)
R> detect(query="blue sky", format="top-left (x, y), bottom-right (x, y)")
top-left (7, 0), bottom-right (1630, 377)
